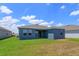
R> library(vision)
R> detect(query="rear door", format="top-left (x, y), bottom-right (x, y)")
top-left (48, 33), bottom-right (54, 39)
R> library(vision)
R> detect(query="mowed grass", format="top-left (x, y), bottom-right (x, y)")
top-left (0, 37), bottom-right (79, 56)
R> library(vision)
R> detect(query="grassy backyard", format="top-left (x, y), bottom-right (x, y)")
top-left (0, 37), bottom-right (79, 56)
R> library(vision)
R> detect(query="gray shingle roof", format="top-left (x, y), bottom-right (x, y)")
top-left (18, 24), bottom-right (64, 29)
top-left (63, 25), bottom-right (79, 30)
top-left (18, 24), bottom-right (48, 29)
top-left (0, 27), bottom-right (12, 32)
top-left (49, 26), bottom-right (64, 29)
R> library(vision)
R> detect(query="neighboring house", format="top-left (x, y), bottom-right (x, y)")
top-left (18, 24), bottom-right (65, 40)
top-left (0, 27), bottom-right (12, 39)
top-left (63, 25), bottom-right (79, 38)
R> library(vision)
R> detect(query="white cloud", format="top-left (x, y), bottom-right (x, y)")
top-left (21, 15), bottom-right (36, 21)
top-left (39, 21), bottom-right (54, 27)
top-left (28, 19), bottom-right (44, 24)
top-left (50, 21), bottom-right (54, 24)
top-left (21, 15), bottom-right (54, 27)
top-left (39, 22), bottom-right (49, 25)
top-left (0, 16), bottom-right (19, 24)
top-left (56, 23), bottom-right (63, 26)
top-left (0, 16), bottom-right (22, 33)
top-left (21, 15), bottom-right (44, 24)
top-left (17, 24), bottom-right (26, 27)
top-left (0, 5), bottom-right (13, 14)
top-left (70, 10), bottom-right (79, 16)
top-left (60, 5), bottom-right (65, 9)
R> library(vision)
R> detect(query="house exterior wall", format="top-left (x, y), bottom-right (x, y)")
top-left (65, 33), bottom-right (79, 38)
top-left (19, 28), bottom-right (65, 39)
top-left (65, 30), bottom-right (79, 38)
top-left (0, 30), bottom-right (12, 39)
top-left (19, 28), bottom-right (48, 39)
top-left (19, 29), bottom-right (36, 39)
top-left (48, 29), bottom-right (65, 39)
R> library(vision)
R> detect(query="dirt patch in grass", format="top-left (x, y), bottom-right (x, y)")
top-left (33, 41), bottom-right (79, 56)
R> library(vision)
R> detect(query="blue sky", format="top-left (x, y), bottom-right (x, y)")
top-left (0, 3), bottom-right (79, 33)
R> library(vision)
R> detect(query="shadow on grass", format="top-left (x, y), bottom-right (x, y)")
top-left (19, 38), bottom-right (66, 40)
top-left (19, 38), bottom-right (48, 40)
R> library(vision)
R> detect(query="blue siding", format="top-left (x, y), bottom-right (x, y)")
top-left (48, 29), bottom-right (65, 39)
top-left (19, 28), bottom-right (65, 40)
top-left (19, 29), bottom-right (36, 40)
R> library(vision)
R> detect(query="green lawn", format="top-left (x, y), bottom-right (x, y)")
top-left (0, 37), bottom-right (79, 56)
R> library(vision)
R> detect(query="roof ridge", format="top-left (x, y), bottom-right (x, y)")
top-left (0, 26), bottom-right (12, 32)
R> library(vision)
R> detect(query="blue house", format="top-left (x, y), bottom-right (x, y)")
top-left (18, 24), bottom-right (65, 40)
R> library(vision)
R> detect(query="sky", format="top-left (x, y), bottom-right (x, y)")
top-left (0, 3), bottom-right (79, 33)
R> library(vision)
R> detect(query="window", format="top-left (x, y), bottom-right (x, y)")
top-left (29, 33), bottom-right (32, 35)
top-left (23, 33), bottom-right (27, 36)
top-left (60, 32), bottom-right (63, 35)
